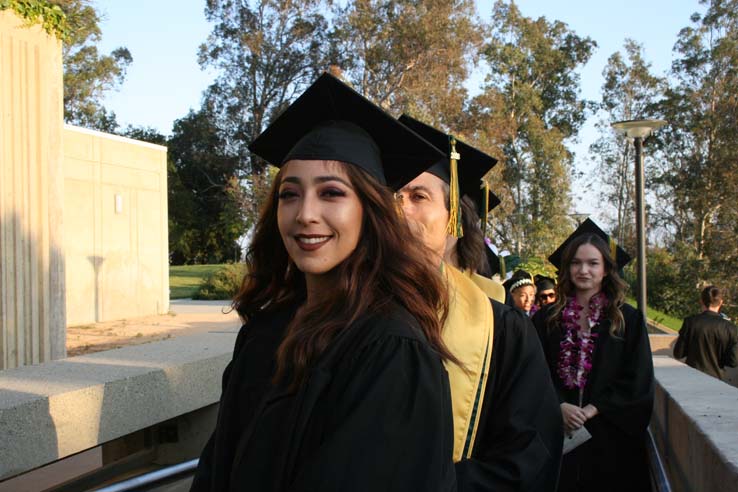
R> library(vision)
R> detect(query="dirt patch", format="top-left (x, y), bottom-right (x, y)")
top-left (66, 310), bottom-right (240, 357)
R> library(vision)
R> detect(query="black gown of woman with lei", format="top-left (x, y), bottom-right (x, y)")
top-left (533, 222), bottom-right (654, 492)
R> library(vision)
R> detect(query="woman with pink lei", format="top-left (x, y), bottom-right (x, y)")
top-left (532, 219), bottom-right (654, 492)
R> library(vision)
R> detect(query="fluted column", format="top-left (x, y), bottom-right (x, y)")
top-left (0, 10), bottom-right (66, 369)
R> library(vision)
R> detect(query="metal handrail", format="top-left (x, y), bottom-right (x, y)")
top-left (91, 458), bottom-right (198, 492)
top-left (647, 428), bottom-right (672, 492)
top-left (91, 431), bottom-right (671, 492)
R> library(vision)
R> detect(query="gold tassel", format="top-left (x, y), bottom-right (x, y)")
top-left (499, 255), bottom-right (506, 278)
top-left (446, 136), bottom-right (463, 238)
top-left (609, 237), bottom-right (617, 263)
top-left (482, 181), bottom-right (490, 237)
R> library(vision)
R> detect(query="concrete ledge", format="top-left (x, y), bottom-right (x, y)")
top-left (0, 330), bottom-right (237, 480)
top-left (649, 334), bottom-right (677, 356)
top-left (651, 356), bottom-right (738, 492)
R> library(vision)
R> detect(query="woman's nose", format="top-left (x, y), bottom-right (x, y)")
top-left (296, 194), bottom-right (319, 224)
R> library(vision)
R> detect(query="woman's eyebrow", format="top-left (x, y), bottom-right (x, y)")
top-left (314, 175), bottom-right (352, 187)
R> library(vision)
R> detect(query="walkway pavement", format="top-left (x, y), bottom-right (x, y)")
top-left (66, 299), bottom-right (240, 357)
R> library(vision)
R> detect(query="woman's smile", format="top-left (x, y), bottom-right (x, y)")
top-left (295, 234), bottom-right (334, 251)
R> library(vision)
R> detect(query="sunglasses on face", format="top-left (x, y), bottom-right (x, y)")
top-left (539, 292), bottom-right (556, 300)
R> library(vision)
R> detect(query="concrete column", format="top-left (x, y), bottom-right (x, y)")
top-left (0, 10), bottom-right (66, 369)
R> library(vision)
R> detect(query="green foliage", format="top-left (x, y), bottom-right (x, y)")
top-left (1, 0), bottom-right (68, 39)
top-left (120, 126), bottom-right (167, 146)
top-left (169, 264), bottom-right (225, 299)
top-left (332, 0), bottom-right (481, 123)
top-left (49, 0), bottom-right (132, 131)
top-left (168, 108), bottom-right (248, 265)
top-left (198, 0), bottom-right (329, 226)
top-left (645, 0), bottom-right (738, 320)
top-left (622, 246), bottom-right (702, 320)
top-left (193, 263), bottom-right (248, 301)
top-left (515, 256), bottom-right (557, 280)
top-left (589, 40), bottom-right (662, 250)
top-left (475, 1), bottom-right (596, 257)
top-left (624, 298), bottom-right (682, 332)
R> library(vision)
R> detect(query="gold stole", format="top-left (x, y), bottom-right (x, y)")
top-left (442, 264), bottom-right (495, 462)
top-left (465, 270), bottom-right (506, 304)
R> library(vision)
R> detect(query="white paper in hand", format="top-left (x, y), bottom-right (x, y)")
top-left (562, 426), bottom-right (592, 455)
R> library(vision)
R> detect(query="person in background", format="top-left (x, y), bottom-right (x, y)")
top-left (535, 275), bottom-right (557, 308)
top-left (674, 285), bottom-right (738, 381)
top-left (504, 270), bottom-right (537, 316)
top-left (533, 219), bottom-right (654, 492)
top-left (397, 114), bottom-right (562, 492)
top-left (190, 74), bottom-right (457, 492)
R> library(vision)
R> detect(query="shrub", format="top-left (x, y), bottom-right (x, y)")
top-left (193, 263), bottom-right (247, 300)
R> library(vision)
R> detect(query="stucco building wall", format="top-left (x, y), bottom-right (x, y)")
top-left (63, 126), bottom-right (169, 325)
top-left (0, 10), bottom-right (66, 369)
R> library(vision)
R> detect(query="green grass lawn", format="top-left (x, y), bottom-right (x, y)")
top-left (169, 264), bottom-right (226, 299)
top-left (170, 266), bottom-right (687, 331)
top-left (626, 298), bottom-right (682, 332)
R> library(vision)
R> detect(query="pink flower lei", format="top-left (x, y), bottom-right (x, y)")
top-left (557, 292), bottom-right (608, 390)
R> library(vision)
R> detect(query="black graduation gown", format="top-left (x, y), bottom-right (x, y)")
top-left (673, 310), bottom-right (738, 380)
top-left (455, 300), bottom-right (563, 492)
top-left (190, 301), bottom-right (456, 492)
top-left (532, 303), bottom-right (655, 492)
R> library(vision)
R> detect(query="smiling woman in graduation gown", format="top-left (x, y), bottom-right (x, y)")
top-left (190, 74), bottom-right (457, 492)
top-left (194, 302), bottom-right (454, 492)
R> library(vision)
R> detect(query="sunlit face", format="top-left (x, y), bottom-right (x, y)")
top-left (511, 285), bottom-right (536, 312)
top-left (569, 243), bottom-right (607, 293)
top-left (397, 172), bottom-right (449, 261)
top-left (538, 289), bottom-right (557, 306)
top-left (277, 160), bottom-right (363, 278)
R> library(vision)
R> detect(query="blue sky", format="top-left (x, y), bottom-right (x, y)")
top-left (96, 0), bottom-right (703, 217)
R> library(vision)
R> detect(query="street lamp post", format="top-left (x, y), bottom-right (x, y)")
top-left (611, 119), bottom-right (667, 318)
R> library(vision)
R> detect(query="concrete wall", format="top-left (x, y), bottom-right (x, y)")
top-left (651, 357), bottom-right (738, 492)
top-left (0, 330), bottom-right (235, 480)
top-left (0, 10), bottom-right (66, 369)
top-left (63, 126), bottom-right (169, 325)
top-left (649, 333), bottom-right (738, 388)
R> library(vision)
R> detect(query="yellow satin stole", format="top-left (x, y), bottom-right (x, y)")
top-left (464, 270), bottom-right (506, 303)
top-left (442, 264), bottom-right (495, 462)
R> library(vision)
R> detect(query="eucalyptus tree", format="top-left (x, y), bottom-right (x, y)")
top-left (588, 40), bottom-right (662, 252)
top-left (50, 0), bottom-right (132, 131)
top-left (474, 0), bottom-right (596, 256)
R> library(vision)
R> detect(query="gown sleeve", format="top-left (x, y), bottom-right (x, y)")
top-left (289, 322), bottom-right (456, 492)
top-left (722, 322), bottom-right (738, 368)
top-left (189, 323), bottom-right (251, 492)
top-left (589, 306), bottom-right (654, 435)
top-left (455, 303), bottom-right (563, 492)
top-left (672, 318), bottom-right (690, 359)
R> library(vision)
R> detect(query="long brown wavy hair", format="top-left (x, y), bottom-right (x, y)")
top-left (546, 234), bottom-right (628, 336)
top-left (233, 161), bottom-right (456, 388)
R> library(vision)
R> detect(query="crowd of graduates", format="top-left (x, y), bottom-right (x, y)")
top-left (189, 73), bottom-right (656, 492)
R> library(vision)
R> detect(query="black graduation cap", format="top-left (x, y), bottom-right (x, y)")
top-left (485, 247), bottom-right (505, 277)
top-left (548, 218), bottom-right (633, 270)
top-left (534, 275), bottom-right (556, 291)
top-left (248, 73), bottom-right (445, 189)
top-left (398, 114), bottom-right (499, 218)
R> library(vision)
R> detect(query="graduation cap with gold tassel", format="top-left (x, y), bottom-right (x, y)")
top-left (398, 114), bottom-right (499, 239)
top-left (548, 218), bottom-right (633, 271)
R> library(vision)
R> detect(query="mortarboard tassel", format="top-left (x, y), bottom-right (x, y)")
top-left (446, 136), bottom-right (463, 238)
top-left (482, 181), bottom-right (490, 237)
top-left (609, 237), bottom-right (617, 264)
